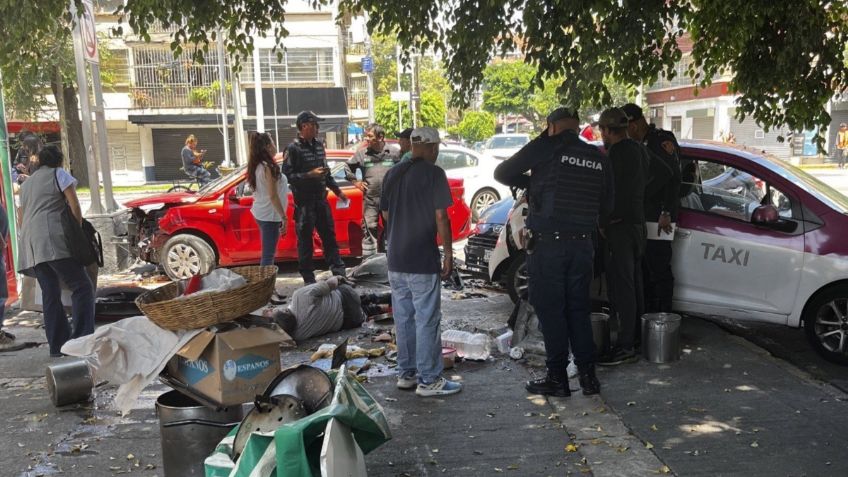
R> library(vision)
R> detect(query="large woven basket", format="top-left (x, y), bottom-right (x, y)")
top-left (136, 265), bottom-right (278, 331)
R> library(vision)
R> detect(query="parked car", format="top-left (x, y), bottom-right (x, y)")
top-left (463, 196), bottom-right (514, 277)
top-left (438, 144), bottom-right (512, 221)
top-left (125, 150), bottom-right (472, 281)
top-left (487, 141), bottom-right (848, 364)
top-left (481, 133), bottom-right (531, 160)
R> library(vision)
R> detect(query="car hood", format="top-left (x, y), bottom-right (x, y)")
top-left (484, 147), bottom-right (521, 159)
top-left (124, 192), bottom-right (201, 209)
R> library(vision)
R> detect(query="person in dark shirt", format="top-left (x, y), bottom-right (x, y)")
top-left (180, 135), bottom-right (211, 185)
top-left (281, 111), bottom-right (349, 284)
top-left (345, 123), bottom-right (398, 256)
top-left (494, 107), bottom-right (613, 398)
top-left (380, 127), bottom-right (462, 397)
top-left (397, 128), bottom-right (413, 162)
top-left (596, 108), bottom-right (650, 366)
top-left (621, 103), bottom-right (681, 314)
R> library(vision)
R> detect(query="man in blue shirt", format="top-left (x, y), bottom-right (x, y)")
top-left (380, 127), bottom-right (462, 397)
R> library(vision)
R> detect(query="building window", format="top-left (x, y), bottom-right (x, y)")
top-left (671, 116), bottom-right (682, 137)
top-left (241, 48), bottom-right (334, 83)
top-left (101, 49), bottom-right (130, 86)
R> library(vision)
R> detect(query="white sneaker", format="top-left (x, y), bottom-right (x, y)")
top-left (396, 371), bottom-right (417, 390)
top-left (415, 377), bottom-right (462, 397)
top-left (567, 361), bottom-right (579, 379)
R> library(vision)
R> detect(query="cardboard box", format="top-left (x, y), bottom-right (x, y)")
top-left (166, 325), bottom-right (292, 406)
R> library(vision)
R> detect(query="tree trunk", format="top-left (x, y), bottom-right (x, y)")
top-left (50, 67), bottom-right (88, 187)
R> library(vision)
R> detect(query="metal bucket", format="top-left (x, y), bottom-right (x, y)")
top-left (46, 359), bottom-right (93, 407)
top-left (641, 313), bottom-right (682, 363)
top-left (156, 390), bottom-right (244, 477)
top-left (590, 312), bottom-right (610, 356)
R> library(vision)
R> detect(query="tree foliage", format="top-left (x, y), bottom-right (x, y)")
top-left (375, 90), bottom-right (445, 132)
top-left (449, 111), bottom-right (495, 143)
top-left (4, 1), bottom-right (847, 148)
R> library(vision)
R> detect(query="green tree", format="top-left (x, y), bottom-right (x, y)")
top-left (1, 19), bottom-right (91, 185)
top-left (375, 90), bottom-right (445, 132)
top-left (9, 1), bottom-right (848, 149)
top-left (481, 61), bottom-right (537, 121)
top-left (450, 111), bottom-right (495, 143)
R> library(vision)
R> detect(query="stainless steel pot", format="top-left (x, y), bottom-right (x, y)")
top-left (46, 359), bottom-right (93, 407)
top-left (156, 390), bottom-right (244, 477)
top-left (641, 313), bottom-right (682, 363)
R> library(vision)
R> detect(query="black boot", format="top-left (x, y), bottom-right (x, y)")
top-left (525, 371), bottom-right (570, 397)
top-left (578, 364), bottom-right (601, 396)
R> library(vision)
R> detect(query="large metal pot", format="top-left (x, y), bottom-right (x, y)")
top-left (590, 312), bottom-right (610, 356)
top-left (46, 359), bottom-right (93, 407)
top-left (641, 313), bottom-right (682, 363)
top-left (156, 390), bottom-right (243, 477)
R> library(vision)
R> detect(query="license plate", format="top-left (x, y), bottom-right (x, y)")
top-left (484, 248), bottom-right (492, 261)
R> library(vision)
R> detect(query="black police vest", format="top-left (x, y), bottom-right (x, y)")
top-left (286, 138), bottom-right (329, 201)
top-left (527, 134), bottom-right (607, 234)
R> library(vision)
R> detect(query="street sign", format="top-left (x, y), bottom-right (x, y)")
top-left (80, 0), bottom-right (99, 64)
top-left (361, 56), bottom-right (373, 73)
top-left (410, 92), bottom-right (420, 101)
top-left (391, 91), bottom-right (410, 102)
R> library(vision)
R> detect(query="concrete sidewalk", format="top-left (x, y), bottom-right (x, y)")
top-left (1, 293), bottom-right (846, 476)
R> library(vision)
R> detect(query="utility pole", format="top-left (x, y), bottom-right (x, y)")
top-left (252, 45), bottom-right (265, 132)
top-left (216, 32), bottom-right (232, 168)
top-left (411, 52), bottom-right (421, 128)
top-left (365, 37), bottom-right (375, 123)
top-left (396, 44), bottom-right (402, 129)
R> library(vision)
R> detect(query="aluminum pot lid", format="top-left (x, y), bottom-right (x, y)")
top-left (261, 364), bottom-right (333, 415)
top-left (232, 394), bottom-right (306, 459)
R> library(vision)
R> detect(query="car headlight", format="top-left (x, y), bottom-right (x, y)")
top-left (491, 224), bottom-right (504, 235)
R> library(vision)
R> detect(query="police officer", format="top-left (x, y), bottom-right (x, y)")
top-left (595, 108), bottom-right (650, 366)
top-left (494, 107), bottom-right (614, 397)
top-left (282, 111), bottom-right (349, 284)
top-left (345, 123), bottom-right (399, 256)
top-left (620, 103), bottom-right (681, 315)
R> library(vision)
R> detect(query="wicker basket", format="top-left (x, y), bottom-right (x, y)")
top-left (135, 266), bottom-right (278, 331)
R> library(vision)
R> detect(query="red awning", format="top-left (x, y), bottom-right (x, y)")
top-left (6, 121), bottom-right (61, 134)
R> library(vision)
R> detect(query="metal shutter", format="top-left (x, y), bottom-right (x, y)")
top-left (728, 109), bottom-right (791, 160)
top-left (692, 117), bottom-right (714, 140)
top-left (152, 127), bottom-right (235, 181)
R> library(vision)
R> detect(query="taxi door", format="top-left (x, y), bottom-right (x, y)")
top-left (671, 159), bottom-right (804, 323)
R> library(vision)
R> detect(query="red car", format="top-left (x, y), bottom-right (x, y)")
top-left (126, 150), bottom-right (472, 280)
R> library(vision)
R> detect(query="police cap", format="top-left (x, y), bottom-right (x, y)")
top-left (296, 110), bottom-right (324, 127)
top-left (547, 107), bottom-right (579, 124)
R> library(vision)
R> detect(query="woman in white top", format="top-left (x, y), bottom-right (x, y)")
top-left (248, 131), bottom-right (289, 266)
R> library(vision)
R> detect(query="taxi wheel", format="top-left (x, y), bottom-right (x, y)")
top-left (505, 251), bottom-right (528, 304)
top-left (162, 234), bottom-right (216, 281)
top-left (803, 286), bottom-right (848, 365)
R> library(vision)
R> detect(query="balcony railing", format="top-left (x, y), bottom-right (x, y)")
top-left (347, 90), bottom-right (368, 110)
top-left (129, 48), bottom-right (227, 108)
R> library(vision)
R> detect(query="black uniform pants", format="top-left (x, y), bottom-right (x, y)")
top-left (605, 223), bottom-right (646, 350)
top-left (361, 194), bottom-right (382, 256)
top-left (294, 199), bottom-right (345, 282)
top-left (527, 237), bottom-right (595, 376)
top-left (643, 239), bottom-right (674, 313)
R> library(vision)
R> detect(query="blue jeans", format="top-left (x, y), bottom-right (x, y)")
top-left (389, 271), bottom-right (443, 383)
top-left (255, 219), bottom-right (281, 267)
top-left (527, 237), bottom-right (595, 374)
top-left (33, 258), bottom-right (95, 355)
